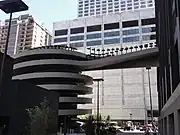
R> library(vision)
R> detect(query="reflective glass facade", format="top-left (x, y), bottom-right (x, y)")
top-left (123, 36), bottom-right (139, 43)
top-left (104, 38), bottom-right (120, 45)
top-left (87, 33), bottom-right (101, 39)
top-left (104, 31), bottom-right (120, 37)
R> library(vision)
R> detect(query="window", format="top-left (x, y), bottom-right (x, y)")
top-left (78, 14), bottom-right (83, 17)
top-left (104, 31), bottom-right (120, 37)
top-left (134, 6), bottom-right (139, 9)
top-left (142, 27), bottom-right (156, 33)
top-left (54, 37), bottom-right (67, 43)
top-left (148, 4), bottom-right (153, 7)
top-left (87, 25), bottom-right (101, 32)
top-left (70, 35), bottom-right (84, 41)
top-left (104, 38), bottom-right (120, 45)
top-left (70, 42), bottom-right (84, 47)
top-left (141, 5), bottom-right (146, 8)
top-left (134, 2), bottom-right (139, 5)
top-left (141, 18), bottom-right (155, 25)
top-left (122, 29), bottom-right (139, 35)
top-left (104, 22), bottom-right (119, 30)
top-left (123, 36), bottom-right (139, 43)
top-left (87, 33), bottom-right (101, 39)
top-left (114, 9), bottom-right (119, 12)
top-left (70, 27), bottom-right (84, 34)
top-left (114, 5), bottom-right (119, 8)
top-left (55, 29), bottom-right (68, 36)
top-left (122, 20), bottom-right (138, 28)
top-left (127, 7), bottom-right (132, 10)
top-left (87, 40), bottom-right (101, 46)
top-left (142, 34), bottom-right (156, 41)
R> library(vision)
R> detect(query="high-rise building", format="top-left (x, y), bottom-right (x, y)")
top-left (156, 0), bottom-right (180, 135)
top-left (0, 14), bottom-right (52, 56)
top-left (78, 0), bottom-right (155, 17)
top-left (52, 8), bottom-right (158, 122)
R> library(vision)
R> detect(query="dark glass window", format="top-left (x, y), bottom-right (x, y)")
top-left (55, 29), bottom-right (68, 36)
top-left (70, 27), bottom-right (84, 34)
top-left (104, 31), bottom-right (120, 37)
top-left (104, 38), bottom-right (120, 45)
top-left (122, 20), bottom-right (138, 28)
top-left (104, 22), bottom-right (119, 30)
top-left (87, 40), bottom-right (101, 46)
top-left (122, 29), bottom-right (139, 35)
top-left (54, 37), bottom-right (67, 43)
top-left (141, 18), bottom-right (155, 25)
top-left (142, 27), bottom-right (156, 33)
top-left (123, 36), bottom-right (139, 43)
top-left (87, 33), bottom-right (101, 39)
top-left (70, 35), bottom-right (84, 41)
top-left (87, 25), bottom-right (101, 32)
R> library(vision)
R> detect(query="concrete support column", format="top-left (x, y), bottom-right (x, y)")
top-left (163, 117), bottom-right (167, 135)
top-left (174, 111), bottom-right (179, 135)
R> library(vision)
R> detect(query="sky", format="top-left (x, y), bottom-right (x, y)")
top-left (0, 0), bottom-right (78, 32)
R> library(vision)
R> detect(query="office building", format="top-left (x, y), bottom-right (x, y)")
top-left (78, 0), bottom-right (155, 17)
top-left (52, 8), bottom-right (158, 122)
top-left (0, 14), bottom-right (52, 56)
top-left (156, 0), bottom-right (180, 135)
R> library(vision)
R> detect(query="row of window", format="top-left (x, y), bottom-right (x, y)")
top-left (55, 19), bottom-right (155, 36)
top-left (55, 27), bottom-right (155, 40)
top-left (79, 0), bottom-right (154, 7)
top-left (79, 2), bottom-right (153, 10)
top-left (54, 34), bottom-right (156, 46)
top-left (78, 4), bottom-right (154, 17)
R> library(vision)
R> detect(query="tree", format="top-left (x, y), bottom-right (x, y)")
top-left (106, 115), bottom-right (111, 122)
top-left (25, 99), bottom-right (55, 135)
top-left (106, 115), bottom-right (111, 127)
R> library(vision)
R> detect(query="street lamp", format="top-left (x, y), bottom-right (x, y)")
top-left (93, 78), bottom-right (104, 135)
top-left (0, 0), bottom-right (28, 93)
top-left (146, 67), bottom-right (154, 129)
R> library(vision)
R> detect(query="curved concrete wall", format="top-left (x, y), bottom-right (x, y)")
top-left (13, 48), bottom-right (93, 120)
top-left (13, 46), bottom-right (159, 128)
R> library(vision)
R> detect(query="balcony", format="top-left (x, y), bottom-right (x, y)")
top-left (26, 31), bottom-right (33, 36)
top-left (24, 46), bottom-right (32, 50)
top-left (27, 24), bottom-right (34, 29)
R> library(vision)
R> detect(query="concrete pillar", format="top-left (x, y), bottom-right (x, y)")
top-left (174, 111), bottom-right (179, 135)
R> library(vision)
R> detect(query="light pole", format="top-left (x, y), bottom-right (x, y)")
top-left (129, 113), bottom-right (132, 121)
top-left (146, 67), bottom-right (154, 129)
top-left (93, 78), bottom-right (104, 135)
top-left (0, 0), bottom-right (28, 95)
